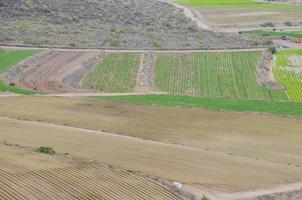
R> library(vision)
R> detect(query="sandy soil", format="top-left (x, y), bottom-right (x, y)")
top-left (134, 53), bottom-right (157, 93)
top-left (256, 50), bottom-right (284, 89)
top-left (5, 50), bottom-right (101, 93)
top-left (1, 115), bottom-right (302, 196)
top-left (0, 144), bottom-right (180, 200)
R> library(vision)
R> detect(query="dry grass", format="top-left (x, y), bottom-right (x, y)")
top-left (0, 145), bottom-right (181, 200)
top-left (0, 96), bottom-right (302, 167)
top-left (1, 97), bottom-right (302, 192)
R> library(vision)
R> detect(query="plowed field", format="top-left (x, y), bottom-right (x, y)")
top-left (6, 51), bottom-right (101, 93)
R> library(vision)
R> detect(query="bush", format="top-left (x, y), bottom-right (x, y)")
top-left (107, 36), bottom-right (119, 46)
top-left (201, 195), bottom-right (209, 200)
top-left (284, 21), bottom-right (292, 27)
top-left (261, 22), bottom-right (275, 27)
top-left (36, 146), bottom-right (56, 155)
top-left (263, 40), bottom-right (273, 46)
top-left (269, 46), bottom-right (277, 54)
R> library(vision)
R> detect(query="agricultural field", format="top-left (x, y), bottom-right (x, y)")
top-left (176, 0), bottom-right (302, 29)
top-left (273, 49), bottom-right (302, 102)
top-left (0, 50), bottom-right (37, 94)
top-left (244, 29), bottom-right (302, 39)
top-left (2, 96), bottom-right (302, 167)
top-left (83, 53), bottom-right (140, 93)
top-left (0, 145), bottom-right (180, 200)
top-left (5, 50), bottom-right (101, 93)
top-left (155, 51), bottom-right (288, 101)
top-left (1, 115), bottom-right (302, 195)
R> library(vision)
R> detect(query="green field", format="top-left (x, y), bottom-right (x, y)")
top-left (83, 53), bottom-right (140, 93)
top-left (0, 50), bottom-right (37, 94)
top-left (177, 0), bottom-right (302, 29)
top-left (274, 49), bottom-right (302, 102)
top-left (176, 0), bottom-right (258, 6)
top-left (155, 51), bottom-right (288, 101)
top-left (101, 95), bottom-right (302, 118)
top-left (244, 30), bottom-right (302, 39)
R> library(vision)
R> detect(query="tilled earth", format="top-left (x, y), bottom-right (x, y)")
top-left (0, 0), bottom-right (257, 49)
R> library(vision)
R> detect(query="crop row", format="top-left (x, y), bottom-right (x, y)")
top-left (83, 53), bottom-right (140, 93)
top-left (0, 162), bottom-right (180, 200)
top-left (274, 49), bottom-right (302, 102)
top-left (155, 51), bottom-right (288, 101)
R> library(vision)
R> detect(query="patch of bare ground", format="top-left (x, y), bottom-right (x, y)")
top-left (134, 53), bottom-right (157, 93)
top-left (5, 50), bottom-right (101, 93)
top-left (256, 50), bottom-right (284, 89)
top-left (0, 144), bottom-right (181, 200)
top-left (251, 189), bottom-right (302, 200)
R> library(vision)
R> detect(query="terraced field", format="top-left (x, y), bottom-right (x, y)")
top-left (83, 53), bottom-right (140, 93)
top-left (155, 51), bottom-right (288, 101)
top-left (274, 49), bottom-right (302, 102)
top-left (0, 145), bottom-right (180, 200)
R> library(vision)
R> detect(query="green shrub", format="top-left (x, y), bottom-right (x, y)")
top-left (36, 146), bottom-right (56, 155)
top-left (269, 46), bottom-right (277, 54)
top-left (201, 195), bottom-right (209, 200)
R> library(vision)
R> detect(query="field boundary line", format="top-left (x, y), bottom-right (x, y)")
top-left (0, 45), bottom-right (267, 53)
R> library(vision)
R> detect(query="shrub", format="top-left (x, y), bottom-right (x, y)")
top-left (36, 146), bottom-right (56, 155)
top-left (263, 40), bottom-right (273, 46)
top-left (261, 22), bottom-right (275, 27)
top-left (269, 46), bottom-right (277, 54)
top-left (201, 195), bottom-right (209, 200)
top-left (284, 21), bottom-right (292, 27)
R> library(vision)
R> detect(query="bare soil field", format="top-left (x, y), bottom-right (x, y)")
top-left (5, 50), bottom-right (101, 93)
top-left (0, 145), bottom-right (180, 200)
top-left (1, 116), bottom-right (302, 198)
top-left (1, 96), bottom-right (302, 168)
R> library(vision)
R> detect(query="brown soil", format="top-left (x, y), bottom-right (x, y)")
top-left (256, 50), bottom-right (284, 89)
top-left (5, 50), bottom-right (101, 93)
top-left (0, 144), bottom-right (181, 200)
top-left (134, 53), bottom-right (157, 93)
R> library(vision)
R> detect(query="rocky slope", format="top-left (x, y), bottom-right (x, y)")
top-left (0, 0), bottom-right (258, 49)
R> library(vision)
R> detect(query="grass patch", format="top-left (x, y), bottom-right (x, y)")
top-left (0, 50), bottom-right (38, 94)
top-left (101, 95), bottom-right (302, 117)
top-left (0, 80), bottom-right (37, 95)
top-left (244, 30), bottom-right (302, 39)
top-left (0, 50), bottom-right (37, 73)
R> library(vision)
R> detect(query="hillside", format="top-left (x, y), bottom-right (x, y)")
top-left (0, 0), bottom-right (257, 49)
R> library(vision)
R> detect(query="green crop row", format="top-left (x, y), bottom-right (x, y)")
top-left (274, 49), bottom-right (302, 102)
top-left (155, 51), bottom-right (288, 101)
top-left (83, 53), bottom-right (140, 93)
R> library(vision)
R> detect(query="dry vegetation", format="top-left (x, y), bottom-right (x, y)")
top-left (1, 116), bottom-right (302, 194)
top-left (1, 96), bottom-right (302, 168)
top-left (0, 145), bottom-right (180, 200)
top-left (0, 0), bottom-right (257, 48)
